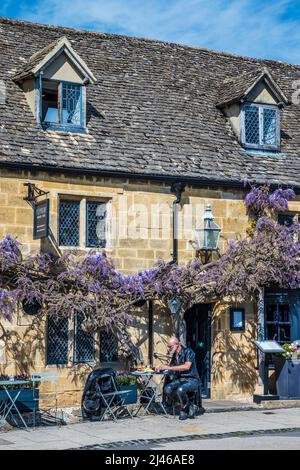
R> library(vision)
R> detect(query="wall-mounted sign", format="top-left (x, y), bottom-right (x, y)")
top-left (230, 307), bottom-right (245, 331)
top-left (33, 199), bottom-right (49, 239)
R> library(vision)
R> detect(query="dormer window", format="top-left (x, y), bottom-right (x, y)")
top-left (14, 36), bottom-right (96, 133)
top-left (216, 69), bottom-right (289, 153)
top-left (42, 80), bottom-right (83, 129)
top-left (241, 103), bottom-right (280, 150)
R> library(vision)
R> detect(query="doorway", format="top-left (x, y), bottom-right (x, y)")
top-left (184, 304), bottom-right (212, 398)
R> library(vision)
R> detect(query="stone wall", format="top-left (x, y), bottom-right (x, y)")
top-left (1, 168), bottom-right (298, 403)
top-left (211, 301), bottom-right (258, 400)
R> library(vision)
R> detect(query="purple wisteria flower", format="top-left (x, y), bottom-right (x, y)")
top-left (0, 185), bottom-right (300, 337)
top-left (268, 188), bottom-right (296, 212)
top-left (245, 186), bottom-right (296, 216)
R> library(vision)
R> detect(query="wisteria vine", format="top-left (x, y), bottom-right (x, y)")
top-left (0, 186), bottom-right (299, 336)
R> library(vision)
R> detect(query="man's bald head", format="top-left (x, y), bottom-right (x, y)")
top-left (167, 336), bottom-right (180, 354)
top-left (168, 336), bottom-right (180, 348)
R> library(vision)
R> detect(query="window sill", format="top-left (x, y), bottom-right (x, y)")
top-left (59, 246), bottom-right (109, 252)
top-left (39, 123), bottom-right (88, 135)
top-left (240, 148), bottom-right (283, 157)
top-left (46, 361), bottom-right (97, 368)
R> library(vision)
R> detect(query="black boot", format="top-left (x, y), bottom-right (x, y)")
top-left (188, 403), bottom-right (195, 419)
top-left (179, 410), bottom-right (188, 420)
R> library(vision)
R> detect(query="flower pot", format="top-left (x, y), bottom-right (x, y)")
top-left (0, 389), bottom-right (39, 413)
top-left (119, 384), bottom-right (137, 404)
top-left (274, 357), bottom-right (300, 399)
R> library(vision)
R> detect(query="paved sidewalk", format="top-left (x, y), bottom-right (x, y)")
top-left (1, 406), bottom-right (300, 449)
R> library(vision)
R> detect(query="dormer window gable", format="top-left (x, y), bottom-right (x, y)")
top-left (217, 69), bottom-right (289, 152)
top-left (14, 37), bottom-right (96, 132)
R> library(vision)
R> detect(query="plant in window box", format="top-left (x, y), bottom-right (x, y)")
top-left (0, 374), bottom-right (39, 413)
top-left (280, 343), bottom-right (297, 359)
top-left (115, 371), bottom-right (137, 405)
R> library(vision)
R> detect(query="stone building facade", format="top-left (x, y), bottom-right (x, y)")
top-left (1, 17), bottom-right (300, 405)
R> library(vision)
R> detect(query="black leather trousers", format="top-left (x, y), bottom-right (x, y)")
top-left (164, 378), bottom-right (199, 410)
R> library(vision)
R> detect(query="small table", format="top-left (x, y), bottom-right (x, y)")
top-left (0, 380), bottom-right (30, 430)
top-left (131, 371), bottom-right (169, 417)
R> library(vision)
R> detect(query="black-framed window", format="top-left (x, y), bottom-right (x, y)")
top-left (59, 200), bottom-right (80, 247)
top-left (74, 313), bottom-right (95, 363)
top-left (100, 330), bottom-right (118, 362)
top-left (86, 201), bottom-right (106, 248)
top-left (46, 316), bottom-right (69, 365)
top-left (230, 308), bottom-right (245, 331)
top-left (46, 315), bottom-right (95, 365)
top-left (59, 198), bottom-right (107, 248)
top-left (265, 302), bottom-right (291, 344)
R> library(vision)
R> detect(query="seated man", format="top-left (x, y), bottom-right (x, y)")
top-left (155, 336), bottom-right (200, 420)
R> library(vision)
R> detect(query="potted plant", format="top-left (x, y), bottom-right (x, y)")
top-left (0, 374), bottom-right (39, 413)
top-left (273, 343), bottom-right (300, 399)
top-left (115, 372), bottom-right (137, 405)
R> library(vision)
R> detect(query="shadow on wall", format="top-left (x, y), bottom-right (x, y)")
top-left (0, 303), bottom-right (173, 400)
top-left (128, 302), bottom-right (173, 364)
top-left (211, 303), bottom-right (258, 394)
top-left (153, 302), bottom-right (173, 357)
top-left (0, 314), bottom-right (46, 376)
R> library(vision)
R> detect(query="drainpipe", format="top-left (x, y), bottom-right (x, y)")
top-left (170, 182), bottom-right (186, 345)
top-left (170, 182), bottom-right (186, 264)
top-left (257, 287), bottom-right (266, 392)
top-left (148, 300), bottom-right (153, 367)
top-left (148, 183), bottom-right (185, 366)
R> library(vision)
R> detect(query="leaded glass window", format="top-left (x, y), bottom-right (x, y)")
top-left (74, 313), bottom-right (95, 363)
top-left (86, 201), bottom-right (106, 248)
top-left (47, 316), bottom-right (69, 365)
top-left (59, 198), bottom-right (107, 248)
top-left (242, 104), bottom-right (279, 150)
top-left (100, 330), bottom-right (118, 362)
top-left (59, 200), bottom-right (80, 246)
top-left (41, 80), bottom-right (83, 130)
top-left (263, 108), bottom-right (277, 146)
top-left (245, 106), bottom-right (259, 145)
top-left (61, 83), bottom-right (82, 126)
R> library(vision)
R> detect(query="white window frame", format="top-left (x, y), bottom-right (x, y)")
top-left (241, 103), bottom-right (280, 151)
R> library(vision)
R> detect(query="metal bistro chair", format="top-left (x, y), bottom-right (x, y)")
top-left (31, 371), bottom-right (64, 427)
top-left (97, 372), bottom-right (134, 422)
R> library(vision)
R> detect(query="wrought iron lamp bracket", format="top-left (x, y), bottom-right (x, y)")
top-left (196, 247), bottom-right (221, 264)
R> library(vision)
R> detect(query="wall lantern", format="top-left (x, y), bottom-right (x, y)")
top-left (167, 296), bottom-right (181, 315)
top-left (195, 205), bottom-right (221, 251)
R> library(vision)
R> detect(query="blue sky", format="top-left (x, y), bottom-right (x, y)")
top-left (1, 0), bottom-right (300, 63)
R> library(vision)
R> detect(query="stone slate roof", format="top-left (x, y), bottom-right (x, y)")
top-left (13, 36), bottom-right (64, 81)
top-left (216, 69), bottom-right (289, 108)
top-left (1, 17), bottom-right (300, 187)
top-left (217, 69), bottom-right (264, 108)
top-left (13, 36), bottom-right (97, 83)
